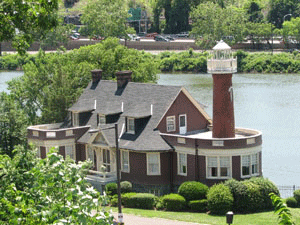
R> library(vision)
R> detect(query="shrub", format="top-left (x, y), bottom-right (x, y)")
top-left (189, 199), bottom-right (208, 212)
top-left (242, 180), bottom-right (263, 213)
top-left (178, 181), bottom-right (209, 202)
top-left (293, 189), bottom-right (300, 205)
top-left (120, 181), bottom-right (132, 193)
top-left (249, 177), bottom-right (280, 210)
top-left (286, 197), bottom-right (298, 208)
top-left (121, 192), bottom-right (137, 207)
top-left (126, 193), bottom-right (156, 209)
top-left (161, 193), bottom-right (186, 211)
top-left (110, 194), bottom-right (118, 207)
top-left (207, 184), bottom-right (233, 215)
top-left (105, 182), bottom-right (117, 196)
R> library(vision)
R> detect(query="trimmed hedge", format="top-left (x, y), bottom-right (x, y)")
top-left (286, 197), bottom-right (298, 208)
top-left (121, 192), bottom-right (137, 207)
top-left (161, 193), bottom-right (186, 211)
top-left (105, 182), bottom-right (117, 196)
top-left (207, 184), bottom-right (233, 215)
top-left (293, 189), bottom-right (300, 206)
top-left (178, 181), bottom-right (209, 202)
top-left (189, 199), bottom-right (208, 212)
top-left (126, 193), bottom-right (156, 209)
top-left (120, 181), bottom-right (132, 193)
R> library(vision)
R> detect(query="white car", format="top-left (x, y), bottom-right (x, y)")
top-left (128, 34), bottom-right (141, 41)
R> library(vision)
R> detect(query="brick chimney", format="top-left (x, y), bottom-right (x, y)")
top-left (116, 70), bottom-right (132, 88)
top-left (91, 69), bottom-right (102, 83)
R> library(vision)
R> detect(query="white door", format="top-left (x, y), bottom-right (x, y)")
top-left (179, 114), bottom-right (187, 134)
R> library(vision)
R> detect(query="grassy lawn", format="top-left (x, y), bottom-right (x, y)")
top-left (110, 207), bottom-right (300, 225)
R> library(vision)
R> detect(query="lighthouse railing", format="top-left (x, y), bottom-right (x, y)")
top-left (207, 58), bottom-right (237, 74)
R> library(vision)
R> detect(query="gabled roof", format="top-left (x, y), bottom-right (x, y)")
top-left (74, 79), bottom-right (210, 152)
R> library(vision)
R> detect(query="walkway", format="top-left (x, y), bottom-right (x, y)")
top-left (112, 213), bottom-right (209, 225)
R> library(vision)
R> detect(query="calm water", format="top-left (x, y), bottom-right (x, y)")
top-left (158, 73), bottom-right (300, 187)
top-left (1, 71), bottom-right (300, 187)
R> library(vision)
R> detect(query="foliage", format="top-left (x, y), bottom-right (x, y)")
top-left (121, 192), bottom-right (137, 207)
top-left (161, 193), bottom-right (186, 211)
top-left (126, 193), bottom-right (156, 209)
top-left (0, 0), bottom-right (59, 55)
top-left (207, 183), bottom-right (233, 215)
top-left (0, 145), bottom-right (113, 224)
top-left (249, 176), bottom-right (280, 210)
top-left (242, 180), bottom-right (264, 213)
top-left (105, 182), bottom-right (118, 196)
top-left (178, 181), bottom-right (208, 202)
top-left (282, 17), bottom-right (300, 47)
top-left (293, 189), bottom-right (300, 205)
top-left (158, 50), bottom-right (208, 72)
top-left (270, 193), bottom-right (295, 225)
top-left (0, 53), bottom-right (35, 71)
top-left (80, 0), bottom-right (129, 39)
top-left (286, 197), bottom-right (298, 208)
top-left (120, 181), bottom-right (132, 193)
top-left (188, 199), bottom-right (208, 212)
top-left (190, 2), bottom-right (247, 49)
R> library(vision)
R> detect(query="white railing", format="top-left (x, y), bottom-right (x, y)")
top-left (87, 170), bottom-right (117, 183)
top-left (207, 58), bottom-right (237, 74)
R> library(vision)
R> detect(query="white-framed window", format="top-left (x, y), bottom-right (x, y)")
top-left (166, 116), bottom-right (176, 132)
top-left (207, 156), bottom-right (231, 179)
top-left (99, 114), bottom-right (106, 125)
top-left (65, 145), bottom-right (75, 160)
top-left (121, 150), bottom-right (130, 173)
top-left (241, 153), bottom-right (259, 177)
top-left (147, 153), bottom-right (160, 175)
top-left (102, 149), bottom-right (111, 172)
top-left (37, 146), bottom-right (41, 158)
top-left (32, 130), bottom-right (39, 137)
top-left (127, 117), bottom-right (135, 134)
top-left (179, 114), bottom-right (187, 134)
top-left (72, 112), bottom-right (79, 127)
top-left (178, 153), bottom-right (187, 175)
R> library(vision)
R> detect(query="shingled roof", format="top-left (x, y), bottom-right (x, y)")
top-left (72, 79), bottom-right (183, 152)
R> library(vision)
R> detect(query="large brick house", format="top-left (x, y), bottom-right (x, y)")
top-left (28, 68), bottom-right (262, 195)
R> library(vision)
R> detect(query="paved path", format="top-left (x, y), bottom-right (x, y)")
top-left (112, 213), bottom-right (209, 225)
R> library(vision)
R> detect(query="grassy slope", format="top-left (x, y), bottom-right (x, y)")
top-left (111, 207), bottom-right (300, 225)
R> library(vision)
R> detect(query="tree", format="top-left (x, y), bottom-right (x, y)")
top-left (80, 0), bottom-right (129, 39)
top-left (270, 193), bottom-right (295, 225)
top-left (245, 22), bottom-right (274, 49)
top-left (267, 0), bottom-right (300, 28)
top-left (0, 0), bottom-right (59, 55)
top-left (0, 145), bottom-right (114, 224)
top-left (282, 17), bottom-right (300, 47)
top-left (244, 0), bottom-right (264, 22)
top-left (190, 2), bottom-right (247, 49)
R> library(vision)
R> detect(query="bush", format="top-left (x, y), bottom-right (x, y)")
top-left (110, 194), bottom-right (118, 207)
top-left (120, 181), bottom-right (132, 193)
top-left (189, 199), bottom-right (208, 212)
top-left (178, 181), bottom-right (209, 202)
top-left (121, 192), bottom-right (137, 207)
top-left (293, 189), bottom-right (300, 205)
top-left (286, 197), bottom-right (298, 208)
top-left (126, 193), bottom-right (156, 209)
top-left (161, 193), bottom-right (186, 211)
top-left (242, 180), bottom-right (263, 213)
top-left (249, 177), bottom-right (280, 210)
top-left (105, 182), bottom-right (117, 196)
top-left (207, 184), bottom-right (233, 215)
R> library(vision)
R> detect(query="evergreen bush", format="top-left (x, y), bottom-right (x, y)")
top-left (286, 197), bottom-right (298, 208)
top-left (249, 177), bottom-right (280, 210)
top-left (178, 181), bottom-right (209, 202)
top-left (121, 192), bottom-right (137, 207)
top-left (105, 182), bottom-right (117, 196)
top-left (242, 180), bottom-right (263, 213)
top-left (126, 193), bottom-right (156, 209)
top-left (207, 183), bottom-right (233, 215)
top-left (293, 189), bottom-right (300, 205)
top-left (188, 199), bottom-right (208, 212)
top-left (120, 181), bottom-right (132, 193)
top-left (161, 193), bottom-right (186, 211)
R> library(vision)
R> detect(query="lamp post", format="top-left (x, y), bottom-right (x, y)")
top-left (283, 13), bottom-right (292, 23)
top-left (226, 211), bottom-right (234, 225)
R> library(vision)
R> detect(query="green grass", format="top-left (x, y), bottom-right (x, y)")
top-left (110, 207), bottom-right (300, 225)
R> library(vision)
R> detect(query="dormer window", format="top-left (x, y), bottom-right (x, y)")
top-left (98, 114), bottom-right (106, 125)
top-left (127, 117), bottom-right (135, 134)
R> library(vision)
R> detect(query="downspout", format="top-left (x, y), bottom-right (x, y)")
top-left (195, 140), bottom-right (199, 181)
top-left (170, 149), bottom-right (174, 193)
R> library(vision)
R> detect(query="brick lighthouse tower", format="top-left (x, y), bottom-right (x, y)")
top-left (207, 40), bottom-right (237, 138)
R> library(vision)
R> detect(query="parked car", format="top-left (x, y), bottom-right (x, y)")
top-left (165, 35), bottom-right (175, 41)
top-left (176, 32), bottom-right (189, 38)
top-left (154, 35), bottom-right (170, 42)
top-left (70, 33), bottom-right (80, 40)
top-left (127, 34), bottom-right (141, 41)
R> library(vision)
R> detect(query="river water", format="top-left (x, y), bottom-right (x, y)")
top-left (1, 71), bottom-right (300, 188)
